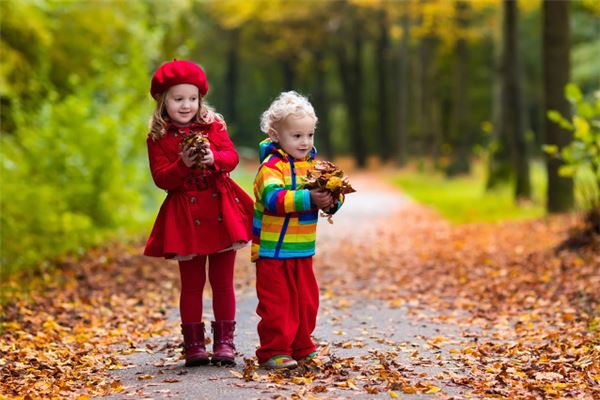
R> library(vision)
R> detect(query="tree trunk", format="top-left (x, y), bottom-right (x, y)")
top-left (446, 1), bottom-right (471, 176)
top-left (543, 0), bottom-right (574, 212)
top-left (313, 51), bottom-right (333, 159)
top-left (337, 16), bottom-right (366, 168)
top-left (419, 35), bottom-right (441, 164)
top-left (376, 9), bottom-right (391, 162)
top-left (503, 0), bottom-right (531, 200)
top-left (394, 7), bottom-right (410, 166)
top-left (486, 15), bottom-right (512, 189)
top-left (224, 29), bottom-right (240, 129)
top-left (282, 58), bottom-right (295, 91)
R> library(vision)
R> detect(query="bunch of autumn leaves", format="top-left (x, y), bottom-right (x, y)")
top-left (180, 131), bottom-right (210, 169)
top-left (182, 133), bottom-right (356, 220)
top-left (303, 160), bottom-right (356, 223)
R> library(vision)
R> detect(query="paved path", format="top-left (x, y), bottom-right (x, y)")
top-left (104, 174), bottom-right (470, 399)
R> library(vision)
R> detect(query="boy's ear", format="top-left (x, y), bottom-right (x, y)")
top-left (267, 128), bottom-right (279, 143)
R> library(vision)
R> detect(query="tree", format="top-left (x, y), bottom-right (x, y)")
top-left (376, 8), bottom-right (392, 162)
top-left (446, 0), bottom-right (472, 176)
top-left (335, 3), bottom-right (367, 167)
top-left (418, 33), bottom-right (442, 163)
top-left (224, 28), bottom-right (241, 128)
top-left (543, 0), bottom-right (574, 212)
top-left (313, 50), bottom-right (333, 159)
top-left (394, 4), bottom-right (411, 166)
top-left (503, 0), bottom-right (531, 200)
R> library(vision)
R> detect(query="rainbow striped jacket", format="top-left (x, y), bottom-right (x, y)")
top-left (251, 139), bottom-right (343, 262)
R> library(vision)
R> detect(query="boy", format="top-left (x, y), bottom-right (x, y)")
top-left (252, 91), bottom-right (344, 369)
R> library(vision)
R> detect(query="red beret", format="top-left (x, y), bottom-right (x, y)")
top-left (150, 59), bottom-right (208, 99)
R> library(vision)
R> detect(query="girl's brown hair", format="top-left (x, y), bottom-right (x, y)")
top-left (148, 91), bottom-right (225, 141)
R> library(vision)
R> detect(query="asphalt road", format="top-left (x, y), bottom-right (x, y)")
top-left (103, 174), bottom-right (471, 399)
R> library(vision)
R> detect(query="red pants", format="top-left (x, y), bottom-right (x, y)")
top-left (178, 250), bottom-right (236, 323)
top-left (255, 257), bottom-right (319, 363)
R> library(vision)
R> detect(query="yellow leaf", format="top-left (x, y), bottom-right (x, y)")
top-left (111, 380), bottom-right (124, 393)
top-left (291, 376), bottom-right (314, 385)
top-left (425, 385), bottom-right (442, 393)
top-left (388, 390), bottom-right (400, 398)
top-left (402, 385), bottom-right (417, 394)
top-left (229, 370), bottom-right (243, 378)
top-left (326, 176), bottom-right (343, 191)
top-left (574, 116), bottom-right (590, 138)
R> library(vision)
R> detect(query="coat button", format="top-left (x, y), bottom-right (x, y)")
top-left (190, 196), bottom-right (197, 204)
top-left (194, 219), bottom-right (201, 226)
top-left (218, 216), bottom-right (223, 222)
top-left (234, 197), bottom-right (240, 203)
top-left (212, 192), bottom-right (218, 198)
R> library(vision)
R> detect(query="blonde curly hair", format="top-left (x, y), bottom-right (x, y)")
top-left (260, 91), bottom-right (317, 134)
top-left (148, 92), bottom-right (225, 140)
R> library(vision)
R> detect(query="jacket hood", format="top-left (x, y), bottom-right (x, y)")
top-left (258, 138), bottom-right (317, 163)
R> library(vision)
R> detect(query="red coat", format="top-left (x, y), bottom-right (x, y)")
top-left (144, 121), bottom-right (254, 259)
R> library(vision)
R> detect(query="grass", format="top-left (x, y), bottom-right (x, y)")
top-left (230, 165), bottom-right (256, 194)
top-left (389, 160), bottom-right (548, 224)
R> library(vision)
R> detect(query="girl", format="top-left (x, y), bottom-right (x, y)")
top-left (144, 59), bottom-right (253, 367)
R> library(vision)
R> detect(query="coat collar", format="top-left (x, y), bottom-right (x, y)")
top-left (258, 138), bottom-right (316, 163)
top-left (165, 121), bottom-right (207, 134)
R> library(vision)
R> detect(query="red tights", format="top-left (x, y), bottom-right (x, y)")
top-left (178, 250), bottom-right (236, 323)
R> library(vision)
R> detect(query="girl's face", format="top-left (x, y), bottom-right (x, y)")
top-left (165, 84), bottom-right (200, 126)
top-left (270, 115), bottom-right (316, 160)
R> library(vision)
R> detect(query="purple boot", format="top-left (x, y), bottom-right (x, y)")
top-left (211, 320), bottom-right (236, 365)
top-left (181, 323), bottom-right (210, 367)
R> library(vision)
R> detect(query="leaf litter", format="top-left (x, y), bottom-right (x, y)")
top-left (1, 178), bottom-right (598, 399)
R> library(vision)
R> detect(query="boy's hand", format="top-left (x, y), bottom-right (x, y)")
top-left (310, 189), bottom-right (334, 211)
top-left (181, 144), bottom-right (199, 167)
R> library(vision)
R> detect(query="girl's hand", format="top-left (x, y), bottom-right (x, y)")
top-left (181, 144), bottom-right (199, 167)
top-left (199, 143), bottom-right (214, 166)
top-left (310, 189), bottom-right (334, 211)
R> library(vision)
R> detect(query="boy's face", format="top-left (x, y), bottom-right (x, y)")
top-left (270, 115), bottom-right (316, 160)
top-left (165, 84), bottom-right (199, 126)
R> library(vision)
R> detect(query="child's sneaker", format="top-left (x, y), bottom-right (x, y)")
top-left (260, 355), bottom-right (298, 369)
top-left (298, 351), bottom-right (330, 365)
top-left (299, 351), bottom-right (318, 362)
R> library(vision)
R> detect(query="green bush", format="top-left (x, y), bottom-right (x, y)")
top-left (0, 1), bottom-right (164, 275)
top-left (0, 79), bottom-right (157, 275)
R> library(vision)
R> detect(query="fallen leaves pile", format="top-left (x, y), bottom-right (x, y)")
top-left (313, 204), bottom-right (600, 398)
top-left (1, 173), bottom-right (599, 399)
top-left (0, 245), bottom-right (183, 399)
top-left (234, 346), bottom-right (447, 398)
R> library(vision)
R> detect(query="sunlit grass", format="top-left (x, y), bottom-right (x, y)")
top-left (389, 160), bottom-right (547, 224)
top-left (230, 166), bottom-right (256, 194)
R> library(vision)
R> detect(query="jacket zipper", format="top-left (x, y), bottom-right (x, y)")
top-left (274, 158), bottom-right (295, 257)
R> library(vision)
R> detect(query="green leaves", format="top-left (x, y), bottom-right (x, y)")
top-left (543, 84), bottom-right (600, 208)
top-left (0, 2), bottom-right (159, 274)
top-left (547, 110), bottom-right (573, 130)
top-left (542, 144), bottom-right (559, 155)
top-left (565, 82), bottom-right (583, 103)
